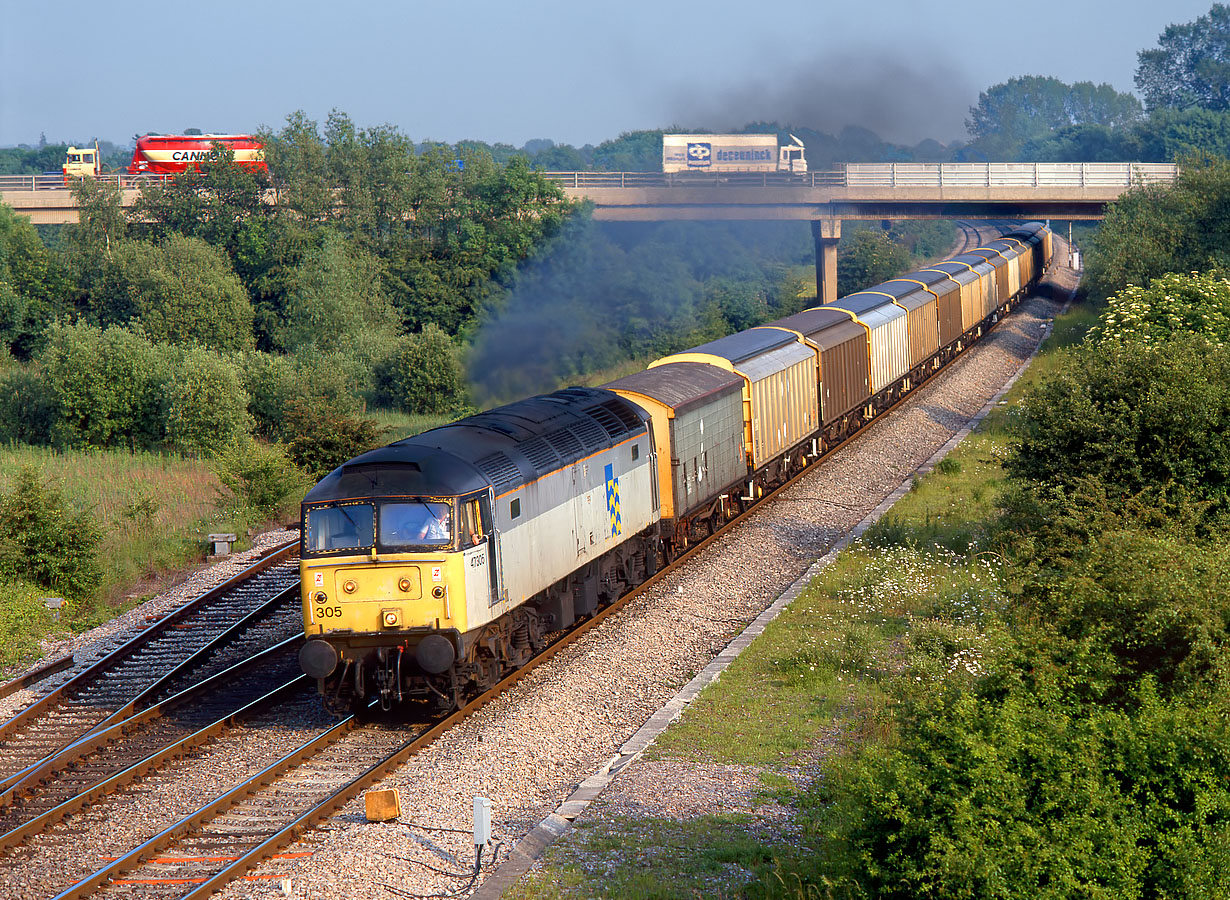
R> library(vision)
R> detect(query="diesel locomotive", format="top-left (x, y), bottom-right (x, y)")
top-left (298, 222), bottom-right (1054, 712)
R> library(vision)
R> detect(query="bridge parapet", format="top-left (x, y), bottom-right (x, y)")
top-left (544, 162), bottom-right (1177, 191)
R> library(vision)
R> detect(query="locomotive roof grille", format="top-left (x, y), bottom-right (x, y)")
top-left (569, 418), bottom-right (609, 452)
top-left (544, 427), bottom-right (586, 459)
top-left (475, 451), bottom-right (522, 494)
top-left (601, 399), bottom-right (644, 432)
top-left (520, 437), bottom-right (562, 475)
top-left (586, 404), bottom-right (629, 441)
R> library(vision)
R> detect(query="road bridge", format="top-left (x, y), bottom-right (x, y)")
top-left (1, 162), bottom-right (1178, 304)
top-left (546, 162), bottom-right (1177, 302)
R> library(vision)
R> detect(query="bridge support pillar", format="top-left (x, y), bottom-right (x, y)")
top-left (811, 218), bottom-right (841, 305)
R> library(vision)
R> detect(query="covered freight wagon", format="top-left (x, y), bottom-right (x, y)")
top-left (606, 363), bottom-right (747, 536)
top-left (827, 293), bottom-right (911, 400)
top-left (650, 329), bottom-right (817, 472)
top-left (758, 307), bottom-right (871, 444)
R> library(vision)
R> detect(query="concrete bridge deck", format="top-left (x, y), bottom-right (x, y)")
top-left (544, 162), bottom-right (1178, 221)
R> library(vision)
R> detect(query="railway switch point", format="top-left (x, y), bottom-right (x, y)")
top-left (365, 788), bottom-right (402, 822)
top-left (208, 533), bottom-right (238, 555)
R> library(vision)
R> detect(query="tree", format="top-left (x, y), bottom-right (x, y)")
top-left (967, 76), bottom-right (1143, 159)
top-left (161, 346), bottom-right (253, 456)
top-left (0, 204), bottom-right (71, 357)
top-left (274, 231), bottom-right (402, 367)
top-left (837, 229), bottom-right (910, 295)
top-left (373, 324), bottom-right (467, 415)
top-left (94, 234), bottom-right (254, 352)
top-left (1137, 4), bottom-right (1230, 111)
top-left (1085, 154), bottom-right (1230, 301)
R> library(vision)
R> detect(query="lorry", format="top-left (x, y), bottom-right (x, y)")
top-left (61, 134), bottom-right (267, 179)
top-left (662, 133), bottom-right (807, 174)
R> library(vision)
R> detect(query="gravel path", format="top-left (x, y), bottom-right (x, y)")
top-left (207, 260), bottom-right (1080, 900)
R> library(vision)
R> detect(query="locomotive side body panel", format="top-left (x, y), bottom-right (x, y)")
top-left (492, 431), bottom-right (656, 610)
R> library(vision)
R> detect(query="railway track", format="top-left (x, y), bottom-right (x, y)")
top-left (0, 543), bottom-right (300, 792)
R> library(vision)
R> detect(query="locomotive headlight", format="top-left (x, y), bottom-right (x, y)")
top-left (398, 577), bottom-right (412, 593)
top-left (382, 609), bottom-right (401, 627)
top-left (342, 579), bottom-right (357, 594)
top-left (432, 586), bottom-right (445, 599)
top-left (313, 591), bottom-right (327, 603)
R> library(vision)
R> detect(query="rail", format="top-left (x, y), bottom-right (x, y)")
top-left (543, 162), bottom-right (1179, 190)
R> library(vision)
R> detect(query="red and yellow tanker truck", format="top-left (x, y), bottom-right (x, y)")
top-left (63, 134), bottom-right (267, 179)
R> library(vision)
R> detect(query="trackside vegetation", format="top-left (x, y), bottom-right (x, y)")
top-left (510, 156), bottom-right (1230, 899)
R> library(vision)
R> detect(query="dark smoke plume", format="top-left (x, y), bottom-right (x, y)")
top-left (665, 50), bottom-right (976, 145)
top-left (467, 218), bottom-right (812, 407)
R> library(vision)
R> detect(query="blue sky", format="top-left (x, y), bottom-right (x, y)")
top-left (0, 0), bottom-right (1217, 149)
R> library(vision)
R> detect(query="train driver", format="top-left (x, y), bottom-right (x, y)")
top-left (417, 503), bottom-right (452, 543)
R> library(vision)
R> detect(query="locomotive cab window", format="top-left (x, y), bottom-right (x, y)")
top-left (459, 494), bottom-right (492, 549)
top-left (305, 503), bottom-right (374, 554)
top-left (379, 499), bottom-right (453, 549)
top-left (510, 497), bottom-right (521, 519)
top-left (632, 444), bottom-right (639, 461)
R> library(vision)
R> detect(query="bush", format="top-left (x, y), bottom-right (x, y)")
top-left (1090, 271), bottom-right (1230, 346)
top-left (814, 676), bottom-right (1230, 900)
top-left (373, 324), bottom-right (467, 414)
top-left (40, 320), bottom-right (165, 450)
top-left (211, 437), bottom-right (311, 520)
top-left (282, 395), bottom-right (387, 479)
top-left (1005, 335), bottom-right (1230, 524)
top-left (0, 466), bottom-right (101, 599)
top-left (236, 349), bottom-right (372, 441)
top-left (0, 364), bottom-right (58, 445)
top-left (0, 581), bottom-right (56, 669)
top-left (161, 346), bottom-right (253, 455)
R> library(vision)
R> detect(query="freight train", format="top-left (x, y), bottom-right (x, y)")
top-left (297, 223), bottom-right (1054, 712)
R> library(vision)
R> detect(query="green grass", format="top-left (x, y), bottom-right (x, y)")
top-left (0, 443), bottom-right (279, 669)
top-left (368, 408), bottom-right (455, 442)
top-left (507, 816), bottom-right (806, 900)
